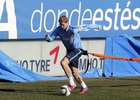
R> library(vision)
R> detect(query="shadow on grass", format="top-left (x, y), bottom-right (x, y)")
top-left (0, 89), bottom-right (15, 92)
top-left (110, 84), bottom-right (140, 87)
top-left (89, 84), bottom-right (140, 88)
top-left (0, 88), bottom-right (62, 96)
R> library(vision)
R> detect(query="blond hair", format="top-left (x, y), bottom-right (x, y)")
top-left (58, 16), bottom-right (68, 23)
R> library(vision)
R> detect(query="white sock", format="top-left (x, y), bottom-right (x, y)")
top-left (68, 77), bottom-right (74, 85)
top-left (81, 82), bottom-right (87, 88)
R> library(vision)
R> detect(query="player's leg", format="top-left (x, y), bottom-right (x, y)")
top-left (60, 57), bottom-right (76, 90)
top-left (71, 66), bottom-right (83, 83)
top-left (60, 57), bottom-right (72, 78)
top-left (64, 49), bottom-right (85, 92)
top-left (71, 66), bottom-right (88, 94)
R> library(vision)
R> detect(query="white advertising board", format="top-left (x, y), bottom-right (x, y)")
top-left (0, 39), bottom-right (105, 76)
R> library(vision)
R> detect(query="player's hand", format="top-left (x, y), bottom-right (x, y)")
top-left (89, 24), bottom-right (102, 31)
top-left (45, 35), bottom-right (50, 39)
top-left (94, 25), bottom-right (102, 31)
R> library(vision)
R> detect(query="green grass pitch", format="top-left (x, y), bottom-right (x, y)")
top-left (0, 76), bottom-right (140, 100)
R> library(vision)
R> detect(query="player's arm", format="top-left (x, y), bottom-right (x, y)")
top-left (86, 24), bottom-right (102, 31)
top-left (73, 24), bottom-right (102, 33)
top-left (45, 35), bottom-right (52, 42)
top-left (45, 27), bottom-right (59, 42)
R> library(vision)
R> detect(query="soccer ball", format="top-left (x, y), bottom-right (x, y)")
top-left (60, 85), bottom-right (71, 96)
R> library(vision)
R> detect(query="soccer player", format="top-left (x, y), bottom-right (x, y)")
top-left (46, 15), bottom-right (101, 94)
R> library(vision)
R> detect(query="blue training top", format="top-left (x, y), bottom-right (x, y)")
top-left (46, 24), bottom-right (101, 51)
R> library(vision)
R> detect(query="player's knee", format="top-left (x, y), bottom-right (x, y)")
top-left (60, 58), bottom-right (69, 67)
top-left (60, 59), bottom-right (67, 67)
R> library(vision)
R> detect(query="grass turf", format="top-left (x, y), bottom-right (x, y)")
top-left (0, 76), bottom-right (140, 100)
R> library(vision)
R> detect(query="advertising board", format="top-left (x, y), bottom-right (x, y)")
top-left (0, 0), bottom-right (139, 39)
top-left (0, 39), bottom-right (105, 76)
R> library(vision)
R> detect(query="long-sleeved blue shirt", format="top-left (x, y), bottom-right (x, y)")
top-left (46, 24), bottom-right (101, 51)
